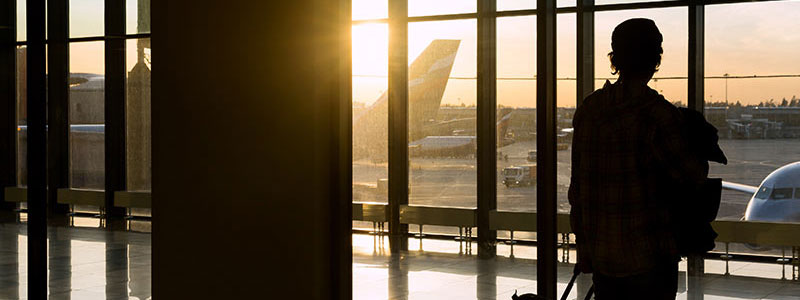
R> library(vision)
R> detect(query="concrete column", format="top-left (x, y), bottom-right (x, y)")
top-left (151, 1), bottom-right (352, 298)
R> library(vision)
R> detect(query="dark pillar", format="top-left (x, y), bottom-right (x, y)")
top-left (0, 0), bottom-right (17, 220)
top-left (26, 0), bottom-right (48, 297)
top-left (105, 0), bottom-right (128, 229)
top-left (47, 0), bottom-right (70, 221)
top-left (329, 1), bottom-right (354, 298)
top-left (477, 0), bottom-right (497, 259)
top-left (388, 0), bottom-right (409, 253)
top-left (151, 0), bottom-right (352, 298)
top-left (537, 0), bottom-right (558, 298)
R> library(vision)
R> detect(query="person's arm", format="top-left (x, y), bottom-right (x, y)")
top-left (568, 108), bottom-right (593, 273)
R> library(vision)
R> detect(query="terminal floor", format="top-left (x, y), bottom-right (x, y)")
top-left (0, 222), bottom-right (151, 300)
top-left (353, 234), bottom-right (800, 300)
top-left (1, 225), bottom-right (798, 300)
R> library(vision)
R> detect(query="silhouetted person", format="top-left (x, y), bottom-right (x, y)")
top-left (568, 18), bottom-right (707, 300)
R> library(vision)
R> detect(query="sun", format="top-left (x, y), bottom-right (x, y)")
top-left (352, 24), bottom-right (389, 77)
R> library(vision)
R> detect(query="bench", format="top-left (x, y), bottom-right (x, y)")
top-left (352, 202), bottom-right (388, 235)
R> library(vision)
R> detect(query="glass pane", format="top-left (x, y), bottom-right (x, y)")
top-left (351, 23), bottom-right (388, 257)
top-left (559, 0), bottom-right (577, 8)
top-left (126, 38), bottom-right (151, 191)
top-left (596, 0), bottom-right (669, 5)
top-left (70, 0), bottom-right (104, 38)
top-left (497, 0), bottom-right (592, 9)
top-left (69, 42), bottom-right (105, 190)
top-left (408, 19), bottom-right (477, 209)
top-left (127, 0), bottom-right (150, 34)
top-left (16, 46), bottom-right (27, 187)
top-left (352, 23), bottom-right (388, 204)
top-left (409, 0), bottom-right (476, 17)
top-left (498, 0), bottom-right (535, 11)
top-left (595, 8), bottom-right (687, 106)
top-left (705, 0), bottom-right (800, 225)
top-left (16, 0), bottom-right (25, 41)
top-left (497, 16), bottom-right (536, 212)
top-left (557, 13), bottom-right (576, 215)
top-left (353, 0), bottom-right (388, 20)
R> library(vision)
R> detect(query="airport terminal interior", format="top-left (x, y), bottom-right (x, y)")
top-left (0, 0), bottom-right (799, 299)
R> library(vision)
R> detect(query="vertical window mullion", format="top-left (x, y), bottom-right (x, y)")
top-left (26, 0), bottom-right (48, 297)
top-left (687, 1), bottom-right (705, 299)
top-left (577, 0), bottom-right (594, 107)
top-left (388, 0), bottom-right (409, 253)
top-left (47, 0), bottom-right (69, 217)
top-left (477, 0), bottom-right (497, 259)
top-left (105, 0), bottom-right (127, 228)
top-left (688, 1), bottom-right (704, 112)
top-left (537, 0), bottom-right (558, 298)
top-left (1, 0), bottom-right (18, 213)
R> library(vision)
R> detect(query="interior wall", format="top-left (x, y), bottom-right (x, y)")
top-left (151, 1), bottom-right (351, 298)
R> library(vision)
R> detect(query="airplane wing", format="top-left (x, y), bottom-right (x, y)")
top-left (721, 181), bottom-right (758, 194)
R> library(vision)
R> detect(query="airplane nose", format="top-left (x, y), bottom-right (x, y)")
top-left (744, 198), bottom-right (800, 223)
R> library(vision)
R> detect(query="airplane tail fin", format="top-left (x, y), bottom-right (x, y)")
top-left (353, 39), bottom-right (460, 159)
top-left (408, 40), bottom-right (460, 140)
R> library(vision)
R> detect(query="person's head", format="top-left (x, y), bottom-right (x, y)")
top-left (608, 18), bottom-right (663, 80)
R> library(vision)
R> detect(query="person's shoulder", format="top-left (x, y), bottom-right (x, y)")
top-left (580, 80), bottom-right (613, 107)
top-left (646, 90), bottom-right (683, 123)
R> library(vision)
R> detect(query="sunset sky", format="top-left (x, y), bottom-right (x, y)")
top-left (16, 0), bottom-right (800, 107)
top-left (352, 0), bottom-right (800, 107)
top-left (16, 0), bottom-right (147, 74)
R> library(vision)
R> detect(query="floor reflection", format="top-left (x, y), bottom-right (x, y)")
top-left (0, 223), bottom-right (151, 300)
top-left (353, 233), bottom-right (799, 300)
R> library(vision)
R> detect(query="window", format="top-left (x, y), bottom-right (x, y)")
top-left (497, 16), bottom-right (536, 212)
top-left (16, 0), bottom-right (25, 41)
top-left (771, 188), bottom-right (793, 200)
top-left (127, 0), bottom-right (150, 34)
top-left (498, 0), bottom-right (536, 11)
top-left (409, 0), bottom-right (476, 17)
top-left (16, 46), bottom-right (27, 187)
top-left (69, 42), bottom-right (105, 190)
top-left (126, 38), bottom-right (151, 191)
top-left (596, 0), bottom-right (670, 5)
top-left (497, 0), bottom-right (577, 10)
top-left (5, 0), bottom-right (152, 298)
top-left (347, 1), bottom-right (800, 297)
top-left (706, 0), bottom-right (800, 219)
top-left (755, 186), bottom-right (771, 199)
top-left (557, 13), bottom-right (576, 213)
top-left (352, 0), bottom-right (387, 20)
top-left (352, 23), bottom-right (388, 205)
top-left (408, 19), bottom-right (477, 208)
top-left (69, 0), bottom-right (104, 38)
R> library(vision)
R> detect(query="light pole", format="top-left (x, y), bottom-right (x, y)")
top-left (724, 73), bottom-right (729, 105)
top-left (723, 73), bottom-right (730, 121)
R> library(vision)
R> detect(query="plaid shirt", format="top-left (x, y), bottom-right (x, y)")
top-left (569, 81), bottom-right (707, 276)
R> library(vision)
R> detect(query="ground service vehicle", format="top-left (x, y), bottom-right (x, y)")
top-left (502, 165), bottom-right (536, 187)
top-left (526, 150), bottom-right (536, 162)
